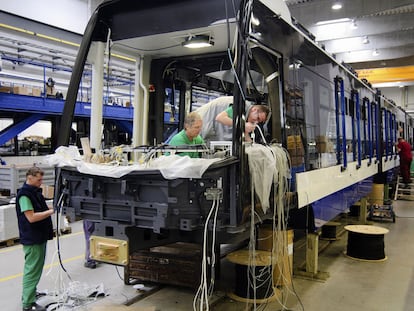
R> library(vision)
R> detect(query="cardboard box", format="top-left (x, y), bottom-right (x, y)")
top-left (13, 86), bottom-right (30, 95)
top-left (31, 88), bottom-right (42, 97)
top-left (316, 136), bottom-right (334, 153)
top-left (288, 146), bottom-right (304, 157)
top-left (41, 185), bottom-right (55, 199)
top-left (46, 86), bottom-right (55, 96)
top-left (316, 135), bottom-right (329, 143)
top-left (290, 155), bottom-right (304, 166)
top-left (316, 141), bottom-right (334, 153)
top-left (287, 135), bottom-right (302, 149)
top-left (0, 86), bottom-right (12, 93)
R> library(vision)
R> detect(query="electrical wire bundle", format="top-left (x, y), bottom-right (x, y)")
top-left (39, 183), bottom-right (107, 310)
top-left (193, 188), bottom-right (222, 311)
top-left (244, 142), bottom-right (297, 310)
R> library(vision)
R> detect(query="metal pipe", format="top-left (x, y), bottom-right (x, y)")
top-left (90, 41), bottom-right (105, 151)
top-left (132, 58), bottom-right (141, 147)
top-left (139, 56), bottom-right (149, 145)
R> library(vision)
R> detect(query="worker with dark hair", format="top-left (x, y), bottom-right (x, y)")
top-left (16, 166), bottom-right (54, 311)
top-left (216, 103), bottom-right (270, 142)
top-left (397, 137), bottom-right (413, 188)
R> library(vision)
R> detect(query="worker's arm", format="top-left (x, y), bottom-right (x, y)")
top-left (245, 122), bottom-right (256, 133)
top-left (19, 196), bottom-right (54, 223)
top-left (215, 110), bottom-right (233, 126)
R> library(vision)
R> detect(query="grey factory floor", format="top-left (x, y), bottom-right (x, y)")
top-left (1, 198), bottom-right (414, 311)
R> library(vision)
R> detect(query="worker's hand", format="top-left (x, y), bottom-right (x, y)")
top-left (245, 122), bottom-right (256, 133)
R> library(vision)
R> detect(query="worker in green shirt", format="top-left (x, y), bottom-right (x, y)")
top-left (16, 166), bottom-right (54, 311)
top-left (216, 103), bottom-right (269, 142)
top-left (169, 111), bottom-right (205, 158)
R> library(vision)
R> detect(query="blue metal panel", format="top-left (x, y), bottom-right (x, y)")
top-left (290, 164), bottom-right (305, 192)
top-left (113, 120), bottom-right (133, 134)
top-left (0, 93), bottom-right (133, 120)
top-left (312, 176), bottom-right (373, 227)
top-left (0, 114), bottom-right (44, 145)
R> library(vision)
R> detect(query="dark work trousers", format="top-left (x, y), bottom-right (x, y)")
top-left (400, 158), bottom-right (413, 184)
top-left (83, 219), bottom-right (95, 263)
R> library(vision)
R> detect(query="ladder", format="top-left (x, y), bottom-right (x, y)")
top-left (394, 176), bottom-right (414, 201)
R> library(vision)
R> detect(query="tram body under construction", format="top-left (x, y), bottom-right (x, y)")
top-left (52, 0), bottom-right (412, 273)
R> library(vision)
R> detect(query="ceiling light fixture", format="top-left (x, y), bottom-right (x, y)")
top-left (316, 18), bottom-right (351, 26)
top-left (372, 49), bottom-right (380, 56)
top-left (362, 36), bottom-right (370, 44)
top-left (182, 35), bottom-right (214, 49)
top-left (331, 2), bottom-right (343, 10)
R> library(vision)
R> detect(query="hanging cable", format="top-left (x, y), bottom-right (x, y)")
top-left (193, 189), bottom-right (221, 311)
top-left (54, 189), bottom-right (73, 282)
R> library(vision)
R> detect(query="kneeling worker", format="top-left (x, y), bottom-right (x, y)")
top-left (169, 111), bottom-right (205, 158)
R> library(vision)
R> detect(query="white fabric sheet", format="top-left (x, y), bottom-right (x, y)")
top-left (45, 146), bottom-right (221, 179)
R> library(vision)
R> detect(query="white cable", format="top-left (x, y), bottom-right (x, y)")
top-left (255, 124), bottom-right (267, 144)
top-left (208, 196), bottom-right (220, 296)
top-left (193, 197), bottom-right (218, 311)
top-left (244, 143), bottom-right (292, 309)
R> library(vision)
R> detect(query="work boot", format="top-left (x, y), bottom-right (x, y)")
top-left (22, 302), bottom-right (46, 311)
top-left (84, 260), bottom-right (97, 269)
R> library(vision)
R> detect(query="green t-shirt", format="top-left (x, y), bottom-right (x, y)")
top-left (169, 129), bottom-right (205, 158)
top-left (225, 106), bottom-right (233, 119)
top-left (19, 196), bottom-right (33, 212)
top-left (224, 104), bottom-right (251, 120)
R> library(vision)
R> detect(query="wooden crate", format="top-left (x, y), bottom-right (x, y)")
top-left (129, 243), bottom-right (202, 288)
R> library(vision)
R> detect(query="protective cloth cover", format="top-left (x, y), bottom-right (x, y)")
top-left (245, 144), bottom-right (290, 213)
top-left (46, 146), bottom-right (221, 179)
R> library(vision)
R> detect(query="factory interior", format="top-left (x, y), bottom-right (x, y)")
top-left (1, 1), bottom-right (414, 311)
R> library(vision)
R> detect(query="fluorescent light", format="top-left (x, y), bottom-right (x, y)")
top-left (182, 35), bottom-right (214, 49)
top-left (316, 18), bottom-right (351, 26)
top-left (332, 2), bottom-right (343, 10)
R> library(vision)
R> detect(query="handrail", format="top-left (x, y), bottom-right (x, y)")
top-left (354, 90), bottom-right (362, 168)
top-left (367, 99), bottom-right (373, 165)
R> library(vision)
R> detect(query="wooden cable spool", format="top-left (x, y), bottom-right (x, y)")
top-left (344, 225), bottom-right (389, 261)
top-left (226, 249), bottom-right (279, 303)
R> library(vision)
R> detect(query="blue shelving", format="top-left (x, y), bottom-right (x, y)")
top-left (0, 93), bottom-right (133, 120)
top-left (0, 92), bottom-right (134, 145)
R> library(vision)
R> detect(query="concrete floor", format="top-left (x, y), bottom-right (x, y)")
top-left (1, 199), bottom-right (414, 311)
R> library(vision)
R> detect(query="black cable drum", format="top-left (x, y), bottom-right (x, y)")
top-left (321, 222), bottom-right (340, 240)
top-left (234, 263), bottom-right (273, 299)
top-left (345, 225), bottom-right (389, 261)
top-left (227, 250), bottom-right (274, 300)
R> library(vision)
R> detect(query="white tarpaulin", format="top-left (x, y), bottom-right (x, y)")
top-left (45, 146), bottom-right (221, 179)
top-left (245, 144), bottom-right (290, 213)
